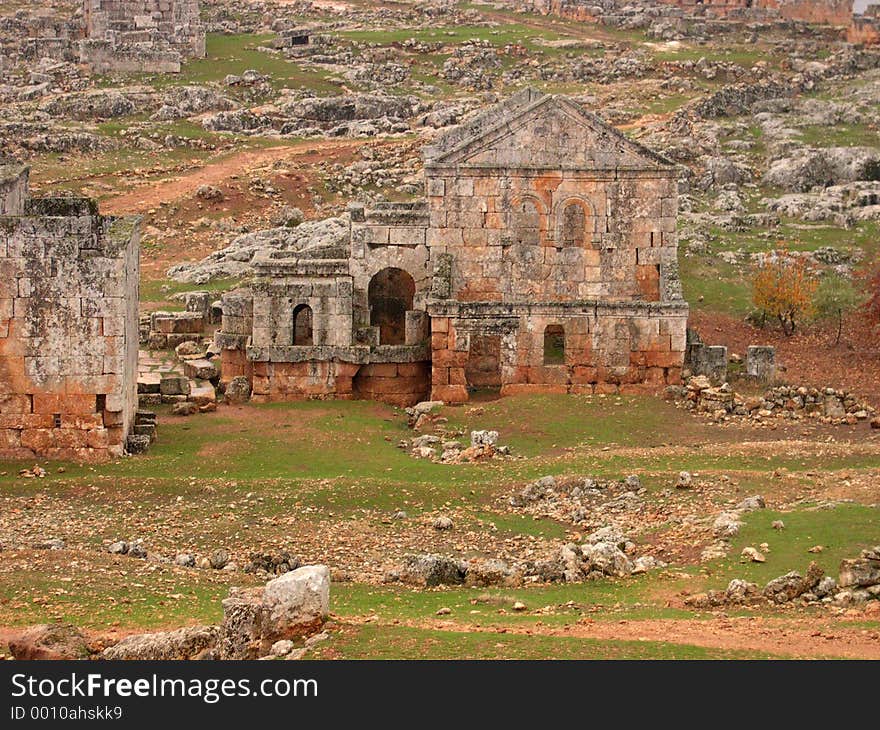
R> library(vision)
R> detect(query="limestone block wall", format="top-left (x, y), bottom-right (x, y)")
top-left (81, 0), bottom-right (205, 72)
top-left (0, 173), bottom-right (139, 461)
top-left (216, 289), bottom-right (253, 385)
top-left (428, 303), bottom-right (687, 403)
top-left (520, 0), bottom-right (853, 25)
top-left (849, 15), bottom-right (880, 42)
top-left (425, 170), bottom-right (678, 304)
top-left (349, 202), bottom-right (432, 332)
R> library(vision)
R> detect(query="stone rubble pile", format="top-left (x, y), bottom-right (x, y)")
top-left (406, 429), bottom-right (512, 464)
top-left (507, 474), bottom-right (650, 530)
top-left (8, 565), bottom-right (332, 661)
top-left (687, 546), bottom-right (880, 610)
top-left (672, 376), bottom-right (875, 425)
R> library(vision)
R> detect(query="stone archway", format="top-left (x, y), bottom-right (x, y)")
top-left (368, 267), bottom-right (415, 345)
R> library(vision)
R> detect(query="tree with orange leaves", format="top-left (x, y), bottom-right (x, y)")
top-left (752, 247), bottom-right (818, 336)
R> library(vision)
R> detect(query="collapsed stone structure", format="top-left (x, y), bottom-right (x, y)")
top-left (214, 89), bottom-right (688, 406)
top-left (0, 164), bottom-right (140, 460)
top-left (521, 0), bottom-right (854, 25)
top-left (80, 0), bottom-right (205, 73)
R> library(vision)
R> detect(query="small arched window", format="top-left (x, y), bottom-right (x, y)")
top-left (561, 203), bottom-right (586, 248)
top-left (293, 304), bottom-right (313, 346)
top-left (543, 324), bottom-right (565, 365)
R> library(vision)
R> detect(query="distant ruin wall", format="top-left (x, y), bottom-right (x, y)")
top-left (849, 15), bottom-right (880, 43)
top-left (81, 0), bottom-right (205, 73)
top-left (0, 165), bottom-right (139, 461)
top-left (517, 0), bottom-right (853, 25)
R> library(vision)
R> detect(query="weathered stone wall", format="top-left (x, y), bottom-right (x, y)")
top-left (423, 90), bottom-right (687, 403)
top-left (216, 90), bottom-right (688, 406)
top-left (81, 0), bottom-right (205, 73)
top-left (849, 14), bottom-right (880, 43)
top-left (0, 166), bottom-right (139, 461)
top-left (517, 0), bottom-right (853, 26)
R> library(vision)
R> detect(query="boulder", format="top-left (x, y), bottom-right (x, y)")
top-left (101, 625), bottom-right (219, 660)
top-left (225, 376), bottom-right (252, 404)
top-left (9, 623), bottom-right (92, 660)
top-left (399, 553), bottom-right (464, 587)
top-left (470, 430), bottom-right (498, 447)
top-left (736, 495), bottom-right (765, 511)
top-left (725, 578), bottom-right (760, 604)
top-left (219, 565), bottom-right (330, 660)
top-left (581, 541), bottom-right (633, 577)
top-left (763, 147), bottom-right (880, 193)
top-left (839, 554), bottom-right (880, 588)
top-left (464, 558), bottom-right (521, 587)
top-left (713, 511), bottom-right (742, 538)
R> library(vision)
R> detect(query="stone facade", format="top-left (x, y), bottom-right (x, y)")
top-left (214, 90), bottom-right (689, 406)
top-left (0, 164), bottom-right (140, 461)
top-left (80, 0), bottom-right (205, 73)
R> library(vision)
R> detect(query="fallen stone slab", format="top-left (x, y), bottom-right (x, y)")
top-left (101, 625), bottom-right (219, 660)
top-left (839, 555), bottom-right (880, 588)
top-left (160, 375), bottom-right (190, 396)
top-left (183, 359), bottom-right (218, 381)
top-left (189, 379), bottom-right (216, 405)
top-left (137, 372), bottom-right (161, 394)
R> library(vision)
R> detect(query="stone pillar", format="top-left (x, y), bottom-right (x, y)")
top-left (429, 316), bottom-right (468, 403)
top-left (746, 345), bottom-right (776, 382)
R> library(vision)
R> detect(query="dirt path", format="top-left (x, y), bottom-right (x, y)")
top-left (101, 139), bottom-right (363, 215)
top-left (384, 615), bottom-right (880, 659)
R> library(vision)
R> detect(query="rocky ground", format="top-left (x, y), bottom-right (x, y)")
top-left (1, 0), bottom-right (880, 659)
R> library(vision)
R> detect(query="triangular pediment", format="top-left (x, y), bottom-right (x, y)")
top-left (425, 89), bottom-right (672, 171)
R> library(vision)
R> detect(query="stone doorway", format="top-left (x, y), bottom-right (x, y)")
top-left (465, 333), bottom-right (502, 393)
top-left (368, 267), bottom-right (415, 345)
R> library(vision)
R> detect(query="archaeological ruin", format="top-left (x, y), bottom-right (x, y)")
top-left (214, 89), bottom-right (689, 406)
top-left (523, 0), bottom-right (856, 26)
top-left (0, 163), bottom-right (140, 461)
top-left (80, 0), bottom-right (206, 73)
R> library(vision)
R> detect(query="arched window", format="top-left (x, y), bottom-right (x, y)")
top-left (561, 203), bottom-right (586, 247)
top-left (543, 324), bottom-right (565, 365)
top-left (368, 267), bottom-right (415, 345)
top-left (510, 197), bottom-right (541, 246)
top-left (293, 304), bottom-right (313, 345)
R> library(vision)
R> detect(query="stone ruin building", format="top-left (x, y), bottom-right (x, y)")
top-left (214, 89), bottom-right (689, 407)
top-left (80, 0), bottom-right (206, 73)
top-left (0, 163), bottom-right (140, 461)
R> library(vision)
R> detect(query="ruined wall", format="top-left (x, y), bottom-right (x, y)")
top-left (757, 0), bottom-right (853, 25)
top-left (849, 14), bottom-right (880, 43)
top-left (518, 0), bottom-right (853, 25)
top-left (424, 171), bottom-right (677, 303)
top-left (81, 0), bottom-right (205, 73)
top-left (423, 91), bottom-right (687, 403)
top-left (0, 165), bottom-right (139, 461)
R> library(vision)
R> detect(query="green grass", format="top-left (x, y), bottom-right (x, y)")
top-left (140, 277), bottom-right (241, 305)
top-left (320, 624), bottom-right (777, 659)
top-left (704, 503), bottom-right (880, 589)
top-left (98, 34), bottom-right (342, 94)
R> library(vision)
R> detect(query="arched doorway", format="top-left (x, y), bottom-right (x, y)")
top-left (292, 304), bottom-right (313, 345)
top-left (368, 267), bottom-right (415, 345)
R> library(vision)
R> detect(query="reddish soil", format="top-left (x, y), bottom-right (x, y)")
top-left (690, 311), bottom-right (880, 407)
top-left (399, 613), bottom-right (880, 659)
top-left (101, 140), bottom-right (360, 216)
